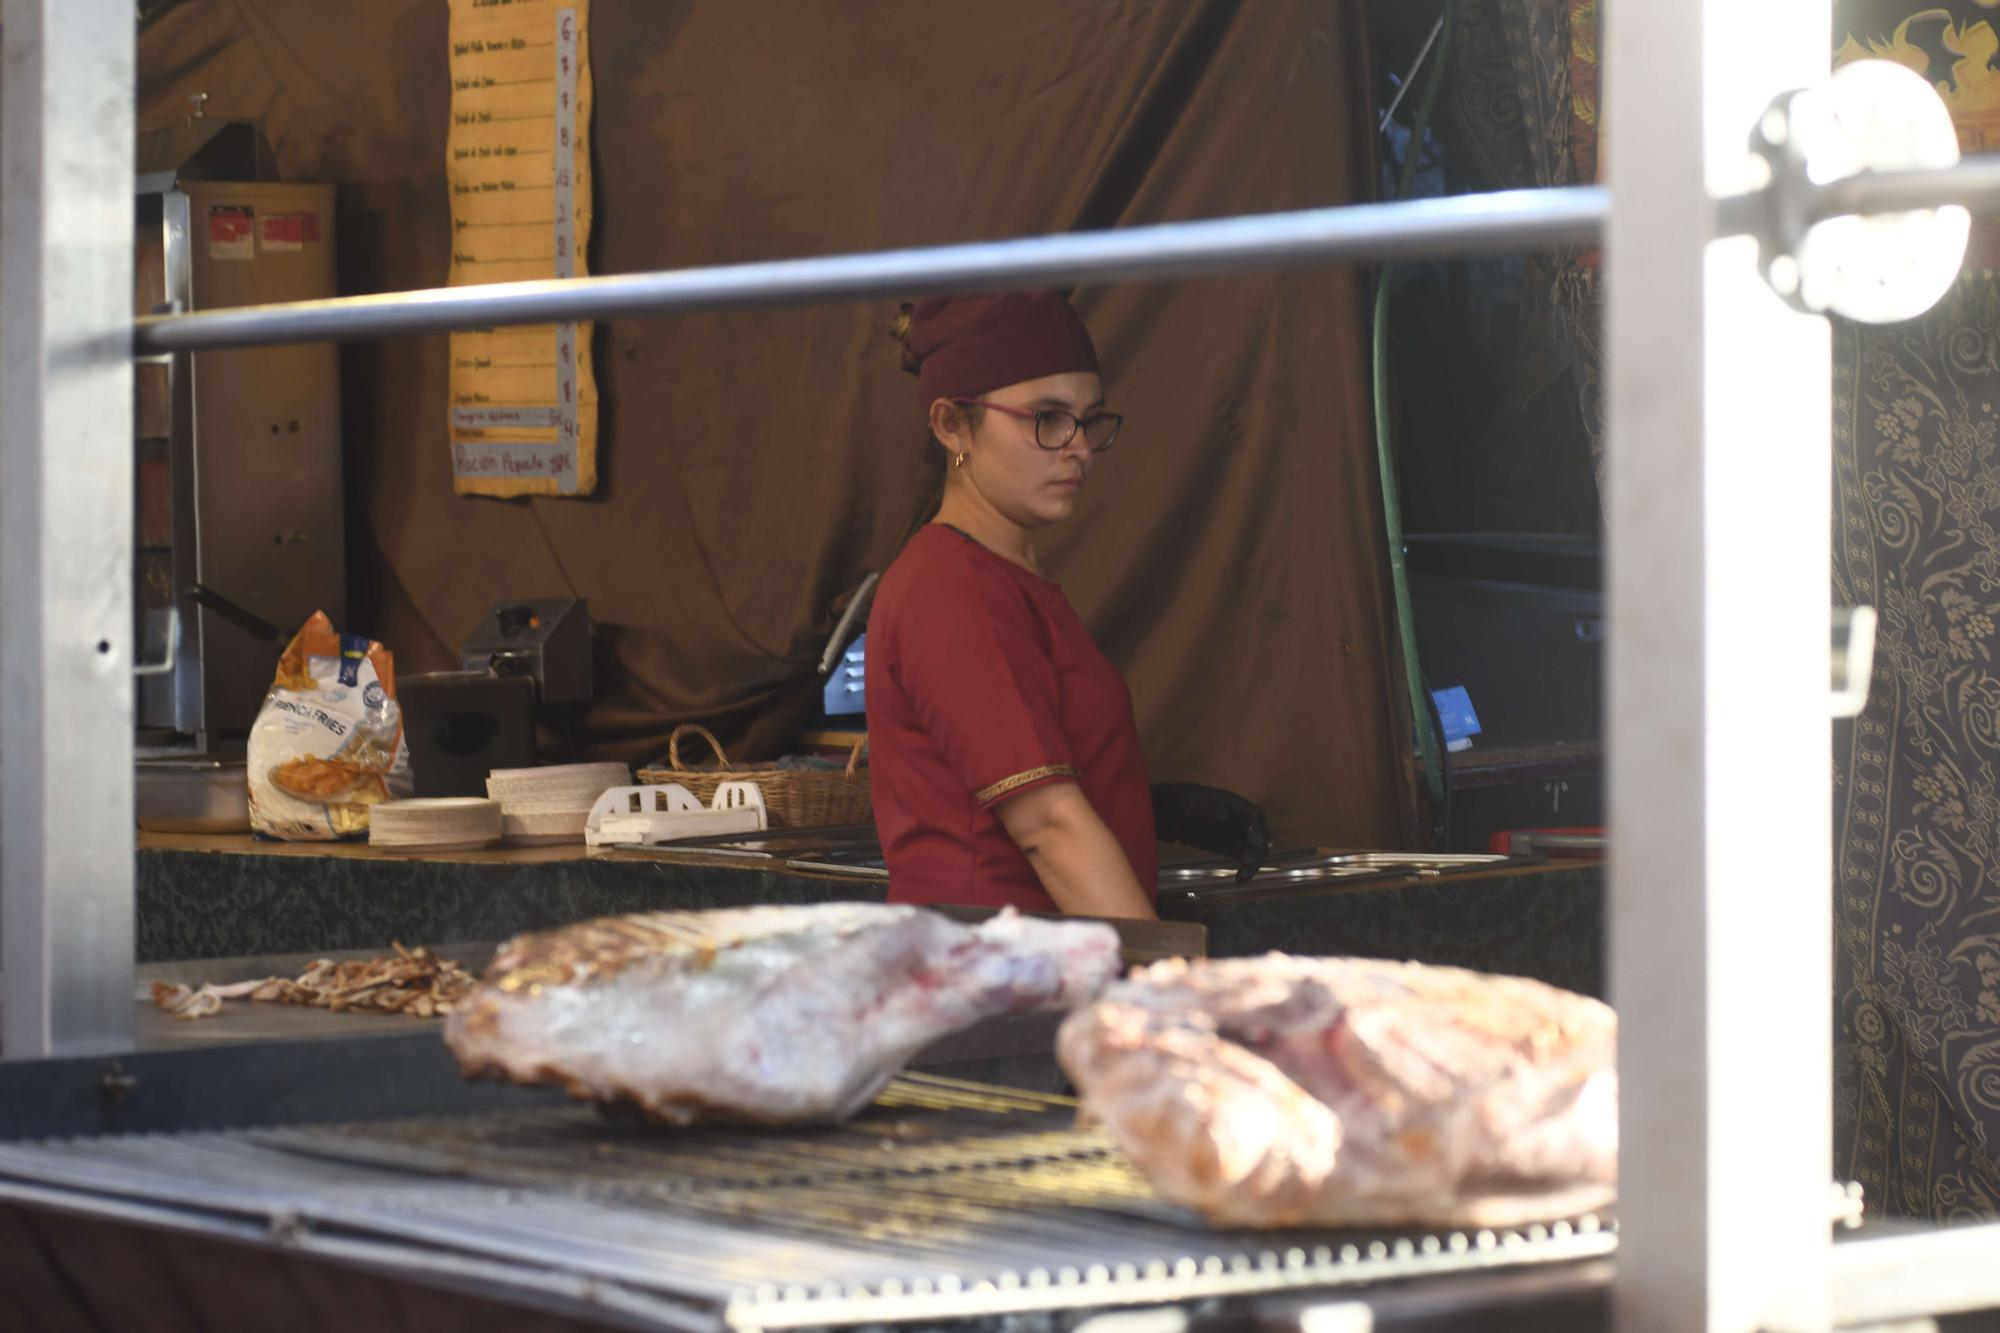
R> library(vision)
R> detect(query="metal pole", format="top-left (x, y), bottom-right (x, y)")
top-left (1809, 156), bottom-right (2000, 221)
top-left (1, 0), bottom-right (138, 1058)
top-left (133, 188), bottom-right (1609, 353)
top-left (1606, 0), bottom-right (1832, 1329)
top-left (1378, 14), bottom-right (1448, 133)
top-left (127, 151), bottom-right (2000, 360)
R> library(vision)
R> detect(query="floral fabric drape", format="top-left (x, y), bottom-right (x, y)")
top-left (1833, 2), bottom-right (2000, 1220)
top-left (1835, 273), bottom-right (2000, 1218)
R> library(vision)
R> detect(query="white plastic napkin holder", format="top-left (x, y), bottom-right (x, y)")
top-left (584, 782), bottom-right (767, 847)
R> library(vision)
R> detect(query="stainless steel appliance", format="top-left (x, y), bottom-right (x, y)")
top-left (460, 597), bottom-right (594, 704)
top-left (133, 754), bottom-right (251, 833)
top-left (399, 669), bottom-right (538, 798)
top-left (134, 119), bottom-right (344, 753)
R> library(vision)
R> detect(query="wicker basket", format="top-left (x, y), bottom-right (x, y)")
top-left (637, 724), bottom-right (870, 828)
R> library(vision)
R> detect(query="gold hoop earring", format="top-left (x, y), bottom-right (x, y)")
top-left (953, 451), bottom-right (967, 470)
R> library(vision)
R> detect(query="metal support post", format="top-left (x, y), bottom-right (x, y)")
top-left (2, 0), bottom-right (138, 1057)
top-left (1605, 1), bottom-right (1833, 1330)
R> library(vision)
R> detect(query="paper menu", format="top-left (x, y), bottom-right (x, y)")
top-left (446, 0), bottom-right (597, 497)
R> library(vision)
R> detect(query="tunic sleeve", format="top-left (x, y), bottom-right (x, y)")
top-left (889, 561), bottom-right (1079, 808)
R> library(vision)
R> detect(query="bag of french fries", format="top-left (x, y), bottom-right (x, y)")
top-left (247, 611), bottom-right (412, 840)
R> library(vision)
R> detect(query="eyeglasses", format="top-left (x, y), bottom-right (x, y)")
top-left (952, 399), bottom-right (1123, 453)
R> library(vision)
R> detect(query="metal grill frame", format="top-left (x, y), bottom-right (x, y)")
top-left (0, 1076), bottom-right (1622, 1331)
top-left (11, 1), bottom-right (2000, 1324)
top-left (723, 1222), bottom-right (1620, 1332)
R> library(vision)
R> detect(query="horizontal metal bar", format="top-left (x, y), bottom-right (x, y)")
top-left (134, 188), bottom-right (1608, 353)
top-left (0, 1179), bottom-right (714, 1333)
top-left (1710, 154), bottom-right (2000, 241)
top-left (1811, 157), bottom-right (2000, 223)
top-left (126, 152), bottom-right (2000, 356)
top-left (1831, 1221), bottom-right (2000, 1325)
top-left (730, 1223), bottom-right (1618, 1332)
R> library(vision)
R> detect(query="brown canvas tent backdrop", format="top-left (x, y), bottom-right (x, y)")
top-left (135, 0), bottom-right (1414, 848)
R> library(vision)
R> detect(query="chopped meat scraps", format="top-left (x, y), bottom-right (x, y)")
top-left (150, 943), bottom-right (476, 1021)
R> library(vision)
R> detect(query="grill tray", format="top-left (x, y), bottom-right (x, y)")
top-left (0, 1073), bottom-right (1614, 1330)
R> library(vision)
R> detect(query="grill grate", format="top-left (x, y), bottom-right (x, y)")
top-left (248, 1072), bottom-right (1097, 1195)
top-left (0, 1071), bottom-right (1615, 1329)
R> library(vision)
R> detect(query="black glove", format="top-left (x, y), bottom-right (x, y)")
top-left (1151, 782), bottom-right (1271, 883)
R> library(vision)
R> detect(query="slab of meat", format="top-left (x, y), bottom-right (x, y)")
top-left (446, 903), bottom-right (1119, 1125)
top-left (1058, 954), bottom-right (1617, 1228)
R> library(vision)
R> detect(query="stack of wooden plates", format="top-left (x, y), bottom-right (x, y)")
top-left (368, 798), bottom-right (503, 852)
top-left (486, 762), bottom-right (631, 845)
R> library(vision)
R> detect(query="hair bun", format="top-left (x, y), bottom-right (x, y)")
top-left (889, 304), bottom-right (922, 375)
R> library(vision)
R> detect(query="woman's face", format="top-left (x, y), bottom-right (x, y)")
top-left (935, 371), bottom-right (1106, 529)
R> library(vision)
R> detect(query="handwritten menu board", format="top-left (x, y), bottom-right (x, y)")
top-left (446, 0), bottom-right (597, 497)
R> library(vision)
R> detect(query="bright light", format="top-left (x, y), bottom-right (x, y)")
top-left (1790, 59), bottom-right (1970, 324)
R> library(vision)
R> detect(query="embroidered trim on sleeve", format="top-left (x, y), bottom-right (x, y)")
top-left (974, 764), bottom-right (1080, 807)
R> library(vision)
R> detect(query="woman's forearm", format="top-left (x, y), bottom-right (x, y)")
top-left (997, 785), bottom-right (1157, 919)
top-left (1027, 819), bottom-right (1155, 918)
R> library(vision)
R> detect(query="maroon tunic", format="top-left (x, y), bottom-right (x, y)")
top-left (866, 525), bottom-right (1157, 913)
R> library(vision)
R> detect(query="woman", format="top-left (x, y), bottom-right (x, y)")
top-left (867, 291), bottom-right (1154, 919)
top-left (866, 291), bottom-right (1265, 920)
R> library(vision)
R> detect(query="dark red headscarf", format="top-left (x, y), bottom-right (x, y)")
top-left (903, 291), bottom-right (1100, 408)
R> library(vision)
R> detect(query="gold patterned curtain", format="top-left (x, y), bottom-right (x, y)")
top-left (1834, 2), bottom-right (2000, 1219)
top-left (1835, 274), bottom-right (2000, 1218)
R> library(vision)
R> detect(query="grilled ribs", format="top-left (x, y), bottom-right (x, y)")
top-left (1058, 954), bottom-right (1617, 1227)
top-left (447, 903), bottom-right (1119, 1124)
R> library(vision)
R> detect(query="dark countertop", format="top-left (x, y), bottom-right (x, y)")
top-left (136, 831), bottom-right (879, 964)
top-left (132, 833), bottom-right (1604, 997)
top-left (1167, 858), bottom-right (1605, 998)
